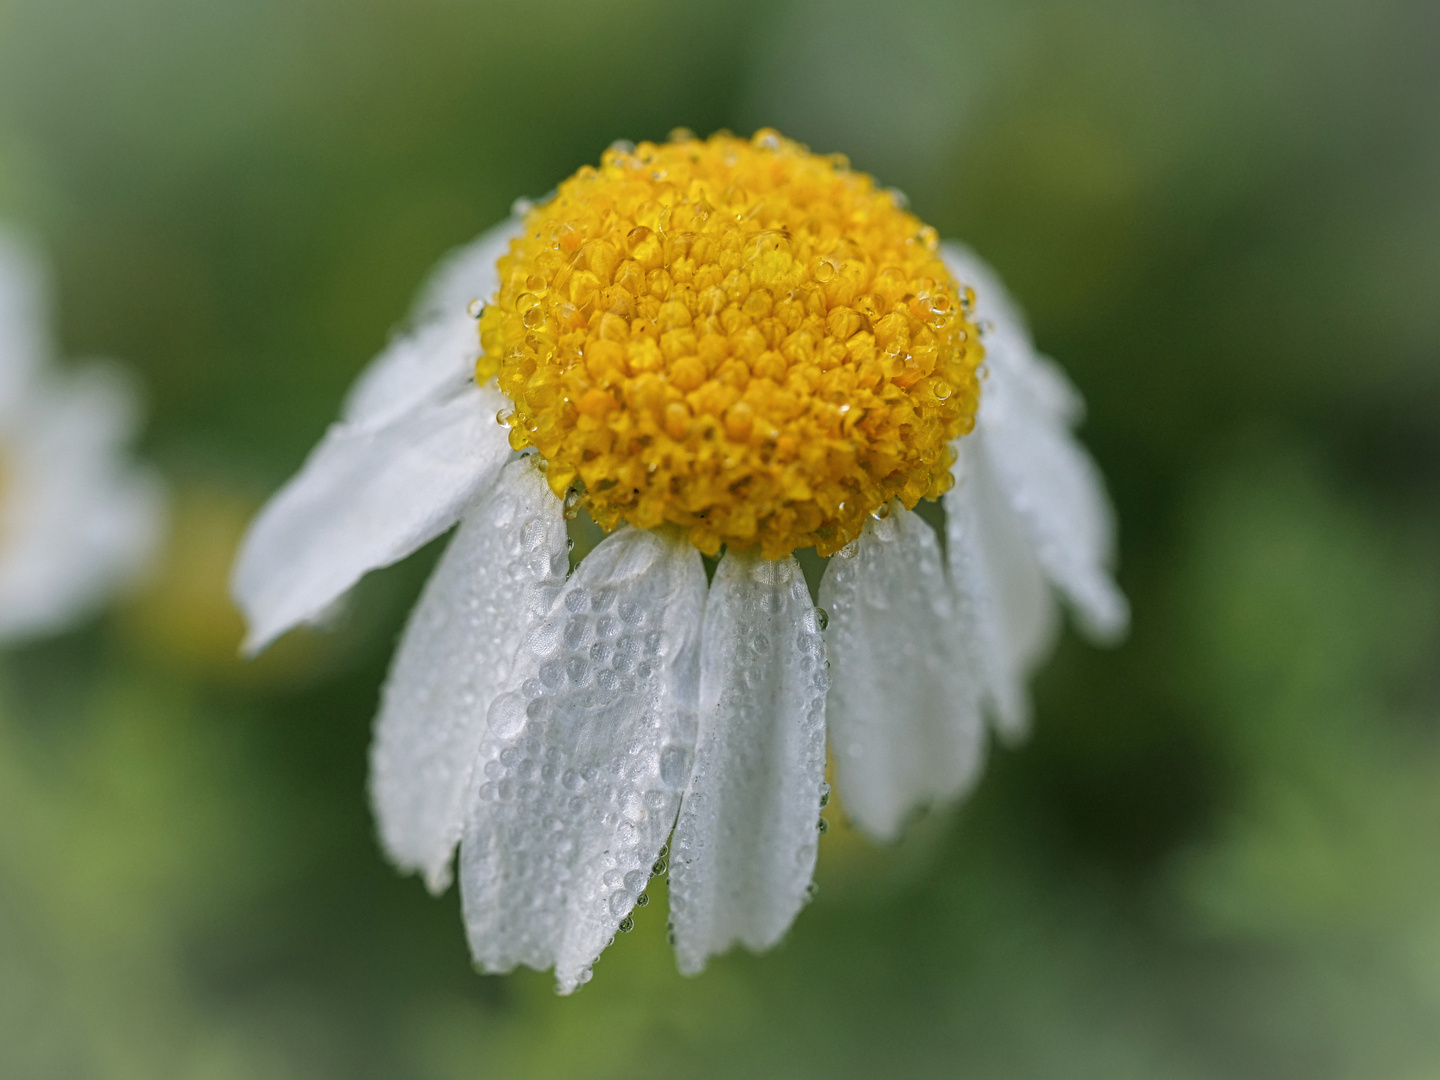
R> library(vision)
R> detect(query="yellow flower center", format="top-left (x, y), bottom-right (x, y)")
top-left (476, 129), bottom-right (982, 559)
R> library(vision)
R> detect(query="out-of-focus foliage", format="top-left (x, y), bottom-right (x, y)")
top-left (1, 0), bottom-right (1438, 1076)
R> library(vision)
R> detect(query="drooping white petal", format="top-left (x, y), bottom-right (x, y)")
top-left (231, 381), bottom-right (511, 655)
top-left (944, 436), bottom-right (1058, 742)
top-left (819, 504), bottom-right (985, 842)
top-left (943, 242), bottom-right (1128, 641)
top-left (669, 551), bottom-right (829, 976)
top-left (942, 244), bottom-right (1083, 429)
top-left (410, 217), bottom-right (524, 327)
top-left (369, 460), bottom-right (567, 893)
top-left (342, 219), bottom-right (521, 428)
top-left (0, 363), bottom-right (163, 641)
top-left (459, 527), bottom-right (706, 994)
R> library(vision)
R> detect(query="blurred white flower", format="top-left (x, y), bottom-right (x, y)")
top-left (233, 132), bottom-right (1126, 992)
top-left (0, 230), bottom-right (164, 643)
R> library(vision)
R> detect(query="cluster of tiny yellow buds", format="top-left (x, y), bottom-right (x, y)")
top-left (476, 128), bottom-right (982, 559)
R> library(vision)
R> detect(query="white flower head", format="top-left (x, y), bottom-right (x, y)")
top-left (0, 228), bottom-right (164, 642)
top-left (233, 130), bottom-right (1127, 993)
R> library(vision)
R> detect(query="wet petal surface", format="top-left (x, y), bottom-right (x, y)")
top-left (232, 382), bottom-right (510, 654)
top-left (459, 527), bottom-right (706, 993)
top-left (945, 437), bottom-right (1058, 741)
top-left (820, 505), bottom-right (985, 841)
top-left (943, 242), bottom-right (1128, 641)
top-left (669, 551), bottom-right (829, 975)
top-left (370, 461), bottom-right (567, 892)
top-left (342, 219), bottom-right (520, 428)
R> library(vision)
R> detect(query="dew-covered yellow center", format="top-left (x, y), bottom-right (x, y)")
top-left (476, 130), bottom-right (982, 558)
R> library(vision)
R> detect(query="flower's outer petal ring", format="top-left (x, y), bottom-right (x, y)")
top-left (232, 382), bottom-right (511, 655)
top-left (459, 527), bottom-right (706, 994)
top-left (370, 460), bottom-right (567, 894)
top-left (819, 504), bottom-right (986, 842)
top-left (0, 363), bottom-right (163, 641)
top-left (942, 243), bottom-right (1129, 642)
top-left (945, 436), bottom-right (1058, 742)
top-left (669, 550), bottom-right (829, 976)
top-left (342, 219), bottom-right (521, 428)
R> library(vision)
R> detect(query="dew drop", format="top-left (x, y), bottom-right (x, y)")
top-left (466, 298), bottom-right (484, 318)
top-left (563, 487), bottom-right (583, 520)
top-left (618, 916), bottom-right (635, 934)
top-left (562, 617), bottom-right (591, 650)
top-left (488, 692), bottom-right (527, 740)
top-left (817, 817), bottom-right (829, 834)
top-left (634, 892), bottom-right (650, 908)
top-left (815, 607), bottom-right (830, 631)
top-left (626, 225), bottom-right (654, 252)
top-left (652, 857), bottom-right (668, 875)
top-left (659, 745), bottom-right (692, 788)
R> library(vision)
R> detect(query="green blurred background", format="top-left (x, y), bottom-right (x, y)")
top-left (2, 0), bottom-right (1439, 1075)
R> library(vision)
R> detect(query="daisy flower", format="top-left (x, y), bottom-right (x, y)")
top-left (0, 229), bottom-right (163, 643)
top-left (233, 130), bottom-right (1126, 992)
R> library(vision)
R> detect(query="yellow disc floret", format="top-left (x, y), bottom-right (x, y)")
top-left (476, 129), bottom-right (982, 558)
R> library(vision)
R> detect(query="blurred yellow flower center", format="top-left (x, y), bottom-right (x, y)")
top-left (476, 129), bottom-right (982, 558)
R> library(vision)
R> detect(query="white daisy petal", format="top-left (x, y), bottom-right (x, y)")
top-left (231, 381), bottom-right (511, 655)
top-left (0, 364), bottom-right (163, 641)
top-left (942, 244), bottom-right (1084, 427)
top-left (945, 437), bottom-right (1059, 742)
top-left (819, 504), bottom-right (985, 842)
top-left (341, 219), bottom-right (521, 428)
top-left (410, 217), bottom-right (524, 327)
top-left (369, 460), bottom-right (567, 893)
top-left (459, 527), bottom-right (706, 994)
top-left (669, 551), bottom-right (829, 976)
top-left (943, 242), bottom-right (1129, 641)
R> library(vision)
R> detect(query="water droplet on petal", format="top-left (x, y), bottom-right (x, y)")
top-left (659, 745), bottom-right (691, 788)
top-left (488, 692), bottom-right (527, 740)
